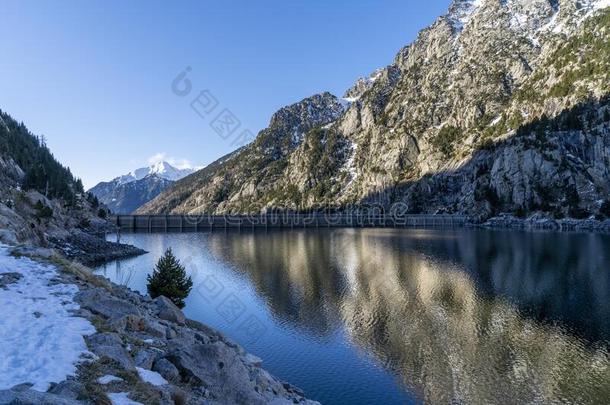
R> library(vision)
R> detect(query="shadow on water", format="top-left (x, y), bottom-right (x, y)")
top-left (97, 228), bottom-right (610, 404)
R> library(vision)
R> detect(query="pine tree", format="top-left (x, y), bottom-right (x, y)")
top-left (147, 248), bottom-right (193, 308)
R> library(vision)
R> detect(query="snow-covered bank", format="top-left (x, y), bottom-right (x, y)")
top-left (0, 245), bottom-right (319, 404)
top-left (0, 245), bottom-right (95, 391)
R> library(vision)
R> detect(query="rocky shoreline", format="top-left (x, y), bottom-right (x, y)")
top-left (0, 247), bottom-right (319, 405)
top-left (478, 213), bottom-right (610, 233)
top-left (48, 230), bottom-right (147, 266)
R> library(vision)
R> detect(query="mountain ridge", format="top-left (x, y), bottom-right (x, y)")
top-left (138, 0), bottom-right (610, 220)
top-left (89, 161), bottom-right (196, 214)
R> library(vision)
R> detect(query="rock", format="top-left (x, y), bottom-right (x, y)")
top-left (243, 353), bottom-right (263, 368)
top-left (134, 348), bottom-right (161, 370)
top-left (86, 333), bottom-right (134, 371)
top-left (0, 388), bottom-right (83, 405)
top-left (144, 319), bottom-right (167, 338)
top-left (0, 272), bottom-right (22, 289)
top-left (165, 326), bottom-right (177, 340)
top-left (165, 341), bottom-right (269, 404)
top-left (77, 289), bottom-right (141, 320)
top-left (158, 384), bottom-right (189, 405)
top-left (47, 381), bottom-right (86, 400)
top-left (154, 296), bottom-right (185, 325)
top-left (0, 229), bottom-right (18, 245)
top-left (185, 318), bottom-right (223, 339)
top-left (152, 358), bottom-right (181, 383)
top-left (49, 230), bottom-right (146, 266)
top-left (109, 314), bottom-right (145, 333)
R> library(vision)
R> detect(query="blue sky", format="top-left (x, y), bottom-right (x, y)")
top-left (0, 1), bottom-right (450, 188)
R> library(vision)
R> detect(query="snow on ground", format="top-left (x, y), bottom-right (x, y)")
top-left (135, 367), bottom-right (168, 386)
top-left (97, 375), bottom-right (124, 385)
top-left (0, 245), bottom-right (95, 391)
top-left (107, 392), bottom-right (144, 405)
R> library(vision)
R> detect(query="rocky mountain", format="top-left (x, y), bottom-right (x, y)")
top-left (89, 162), bottom-right (196, 214)
top-left (139, 0), bottom-right (610, 221)
top-left (0, 109), bottom-right (84, 201)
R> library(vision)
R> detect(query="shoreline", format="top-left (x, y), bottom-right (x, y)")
top-left (0, 245), bottom-right (319, 405)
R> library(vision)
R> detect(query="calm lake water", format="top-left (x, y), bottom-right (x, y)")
top-left (95, 228), bottom-right (610, 404)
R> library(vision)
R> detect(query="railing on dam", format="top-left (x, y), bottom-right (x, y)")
top-left (112, 213), bottom-right (470, 232)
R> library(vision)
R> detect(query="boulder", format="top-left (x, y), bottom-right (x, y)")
top-left (108, 314), bottom-right (140, 332)
top-left (243, 353), bottom-right (263, 368)
top-left (77, 289), bottom-right (141, 320)
top-left (152, 358), bottom-right (181, 383)
top-left (154, 296), bottom-right (185, 325)
top-left (165, 341), bottom-right (267, 404)
top-left (47, 381), bottom-right (86, 400)
top-left (0, 229), bottom-right (18, 245)
top-left (0, 388), bottom-right (83, 405)
top-left (144, 318), bottom-right (168, 338)
top-left (134, 348), bottom-right (161, 370)
top-left (86, 333), bottom-right (134, 371)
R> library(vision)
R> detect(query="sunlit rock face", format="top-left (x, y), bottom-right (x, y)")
top-left (205, 229), bottom-right (610, 403)
top-left (139, 2), bottom-right (610, 219)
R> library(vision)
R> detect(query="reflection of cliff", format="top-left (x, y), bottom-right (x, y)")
top-left (205, 230), bottom-right (348, 336)
top-left (337, 237), bottom-right (610, 404)
top-left (206, 228), bottom-right (610, 403)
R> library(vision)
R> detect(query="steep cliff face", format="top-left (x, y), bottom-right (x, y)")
top-left (140, 0), bottom-right (610, 219)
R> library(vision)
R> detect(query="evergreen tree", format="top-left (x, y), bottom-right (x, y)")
top-left (147, 248), bottom-right (193, 308)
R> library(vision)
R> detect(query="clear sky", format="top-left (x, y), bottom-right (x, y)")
top-left (0, 1), bottom-right (451, 188)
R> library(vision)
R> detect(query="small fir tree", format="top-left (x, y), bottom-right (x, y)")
top-left (147, 248), bottom-right (193, 308)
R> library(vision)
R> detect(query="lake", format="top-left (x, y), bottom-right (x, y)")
top-left (95, 228), bottom-right (610, 404)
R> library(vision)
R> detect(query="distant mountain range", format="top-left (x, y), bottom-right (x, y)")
top-left (88, 162), bottom-right (196, 214)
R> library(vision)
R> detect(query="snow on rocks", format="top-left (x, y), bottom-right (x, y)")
top-left (107, 392), bottom-right (144, 405)
top-left (135, 367), bottom-right (168, 386)
top-left (97, 375), bottom-right (124, 385)
top-left (0, 245), bottom-right (95, 392)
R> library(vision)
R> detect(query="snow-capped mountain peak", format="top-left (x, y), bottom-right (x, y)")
top-left (118, 161), bottom-right (195, 185)
top-left (88, 161), bottom-right (199, 214)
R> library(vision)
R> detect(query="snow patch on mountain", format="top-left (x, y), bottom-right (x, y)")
top-left (343, 68), bottom-right (386, 102)
top-left (447, 0), bottom-right (485, 33)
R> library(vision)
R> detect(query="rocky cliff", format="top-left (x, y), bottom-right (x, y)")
top-left (139, 0), bottom-right (610, 221)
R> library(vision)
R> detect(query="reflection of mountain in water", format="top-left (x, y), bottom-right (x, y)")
top-left (205, 231), bottom-right (349, 337)
top-left (206, 228), bottom-right (610, 404)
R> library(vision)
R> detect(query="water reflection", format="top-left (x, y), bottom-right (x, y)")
top-left (203, 229), bottom-right (610, 404)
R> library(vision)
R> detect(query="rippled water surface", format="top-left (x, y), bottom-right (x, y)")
top-left (95, 228), bottom-right (610, 404)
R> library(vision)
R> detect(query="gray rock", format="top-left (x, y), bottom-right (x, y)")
top-left (185, 318), bottom-right (222, 340)
top-left (0, 272), bottom-right (22, 289)
top-left (154, 296), bottom-right (185, 325)
top-left (152, 358), bottom-right (181, 383)
top-left (144, 319), bottom-right (167, 338)
top-left (243, 353), bottom-right (263, 368)
top-left (47, 381), bottom-right (85, 400)
top-left (0, 388), bottom-right (83, 405)
top-left (108, 314), bottom-right (145, 333)
top-left (76, 289), bottom-right (141, 320)
top-left (86, 333), bottom-right (134, 371)
top-left (165, 326), bottom-right (177, 340)
top-left (0, 229), bottom-right (17, 245)
top-left (134, 348), bottom-right (161, 370)
top-left (166, 341), bottom-right (269, 404)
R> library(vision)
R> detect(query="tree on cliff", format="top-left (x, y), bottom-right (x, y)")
top-left (147, 248), bottom-right (193, 308)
